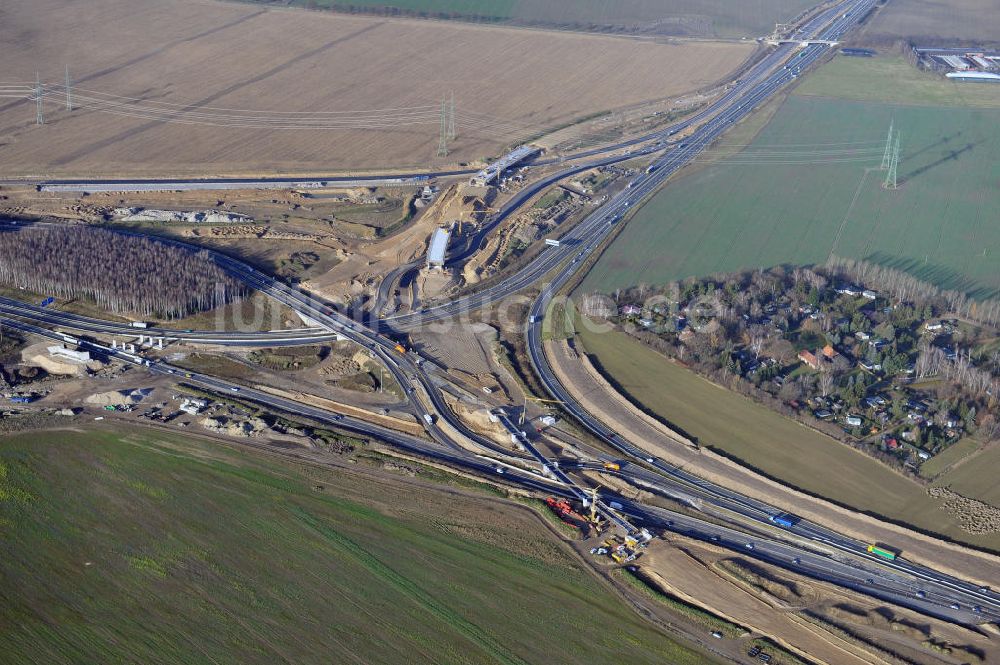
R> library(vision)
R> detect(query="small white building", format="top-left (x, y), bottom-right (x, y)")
top-left (180, 398), bottom-right (209, 415)
top-left (946, 71), bottom-right (1000, 83)
top-left (426, 226), bottom-right (451, 269)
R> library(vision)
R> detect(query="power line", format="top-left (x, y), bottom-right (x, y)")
top-left (65, 65), bottom-right (72, 111)
top-left (35, 72), bottom-right (43, 125)
top-left (447, 90), bottom-right (456, 140)
top-left (437, 96), bottom-right (448, 157)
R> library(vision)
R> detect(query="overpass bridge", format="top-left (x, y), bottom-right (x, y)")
top-left (768, 38), bottom-right (840, 46)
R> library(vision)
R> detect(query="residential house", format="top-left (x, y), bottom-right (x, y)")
top-left (836, 284), bottom-right (862, 296)
top-left (620, 304), bottom-right (642, 317)
top-left (798, 349), bottom-right (821, 370)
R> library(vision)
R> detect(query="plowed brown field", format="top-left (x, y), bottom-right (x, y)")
top-left (0, 0), bottom-right (753, 177)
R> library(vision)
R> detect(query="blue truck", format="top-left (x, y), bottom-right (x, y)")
top-left (769, 513), bottom-right (799, 528)
top-left (9, 396), bottom-right (34, 404)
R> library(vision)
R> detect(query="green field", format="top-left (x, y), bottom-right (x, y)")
top-left (0, 427), bottom-right (716, 664)
top-left (574, 324), bottom-right (1000, 552)
top-left (275, 0), bottom-right (817, 37)
top-left (582, 56), bottom-right (1000, 299)
top-left (918, 437), bottom-right (980, 479)
top-left (931, 444), bottom-right (1000, 507)
top-left (795, 56), bottom-right (1000, 108)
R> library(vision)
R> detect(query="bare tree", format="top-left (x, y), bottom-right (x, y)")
top-left (818, 369), bottom-right (835, 397)
top-left (745, 325), bottom-right (767, 360)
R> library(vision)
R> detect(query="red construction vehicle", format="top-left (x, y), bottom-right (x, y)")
top-left (545, 497), bottom-right (587, 527)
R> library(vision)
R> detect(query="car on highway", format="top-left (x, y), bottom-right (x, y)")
top-left (974, 606), bottom-right (983, 613)
top-left (950, 603), bottom-right (960, 610)
top-left (230, 387), bottom-right (240, 392)
top-left (793, 557), bottom-right (801, 565)
top-left (745, 542), bottom-right (755, 550)
top-left (710, 534), bottom-right (720, 542)
top-left (915, 590), bottom-right (926, 599)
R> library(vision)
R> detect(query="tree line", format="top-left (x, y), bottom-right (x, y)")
top-left (0, 226), bottom-right (246, 319)
top-left (827, 256), bottom-right (1000, 328)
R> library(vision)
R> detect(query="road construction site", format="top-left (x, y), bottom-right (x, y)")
top-left (2, 1), bottom-right (1000, 663)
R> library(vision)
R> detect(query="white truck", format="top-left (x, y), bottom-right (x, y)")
top-left (130, 321), bottom-right (149, 329)
top-left (422, 413), bottom-right (435, 425)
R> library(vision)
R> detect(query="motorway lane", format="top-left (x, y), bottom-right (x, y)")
top-left (0, 297), bottom-right (336, 345)
top-left (626, 502), bottom-right (979, 625)
top-left (583, 462), bottom-right (995, 623)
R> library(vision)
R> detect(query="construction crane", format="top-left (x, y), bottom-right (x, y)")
top-left (453, 207), bottom-right (500, 236)
top-left (586, 487), bottom-right (600, 524)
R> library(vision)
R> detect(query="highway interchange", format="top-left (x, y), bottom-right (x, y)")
top-left (3, 0), bottom-right (1000, 631)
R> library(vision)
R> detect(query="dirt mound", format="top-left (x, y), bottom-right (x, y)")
top-left (318, 356), bottom-right (362, 378)
top-left (85, 388), bottom-right (152, 406)
top-left (200, 416), bottom-right (269, 438)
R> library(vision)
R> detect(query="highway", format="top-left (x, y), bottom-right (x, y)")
top-left (511, 0), bottom-right (1000, 623)
top-left (4, 0), bottom-right (1000, 627)
top-left (382, 2), bottom-right (859, 331)
top-left (0, 292), bottom-right (336, 346)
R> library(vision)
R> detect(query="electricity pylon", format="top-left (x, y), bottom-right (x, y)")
top-left (883, 132), bottom-right (900, 190)
top-left (880, 119), bottom-right (894, 170)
